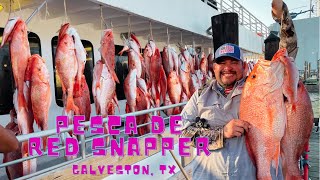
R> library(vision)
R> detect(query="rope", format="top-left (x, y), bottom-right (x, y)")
top-left (149, 21), bottom-right (153, 40)
top-left (45, 0), bottom-right (49, 21)
top-left (166, 27), bottom-right (170, 45)
top-left (180, 31), bottom-right (183, 45)
top-left (8, 0), bottom-right (12, 20)
top-left (128, 14), bottom-right (131, 35)
top-left (192, 34), bottom-right (195, 49)
top-left (63, 0), bottom-right (68, 23)
top-left (17, 0), bottom-right (21, 12)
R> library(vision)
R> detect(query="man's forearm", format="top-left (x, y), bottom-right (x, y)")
top-left (0, 125), bottom-right (19, 153)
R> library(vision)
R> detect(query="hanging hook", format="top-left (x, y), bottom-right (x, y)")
top-left (100, 5), bottom-right (108, 30)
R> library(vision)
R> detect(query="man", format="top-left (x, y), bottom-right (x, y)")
top-left (180, 0), bottom-right (297, 179)
top-left (0, 125), bottom-right (19, 153)
top-left (180, 43), bottom-right (261, 179)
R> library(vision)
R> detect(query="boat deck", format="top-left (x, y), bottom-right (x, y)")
top-left (171, 127), bottom-right (320, 180)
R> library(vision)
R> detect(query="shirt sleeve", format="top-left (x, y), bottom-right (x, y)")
top-left (272, 2), bottom-right (298, 59)
top-left (179, 90), bottom-right (224, 150)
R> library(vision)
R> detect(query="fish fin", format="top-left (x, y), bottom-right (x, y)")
top-left (18, 93), bottom-right (27, 110)
top-left (125, 103), bottom-right (130, 114)
top-left (111, 69), bottom-right (120, 84)
top-left (104, 63), bottom-right (119, 84)
top-left (130, 34), bottom-right (141, 48)
top-left (113, 94), bottom-right (120, 113)
top-left (272, 144), bottom-right (281, 176)
top-left (118, 45), bottom-right (129, 56)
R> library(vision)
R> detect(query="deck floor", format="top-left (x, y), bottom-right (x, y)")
top-left (309, 129), bottom-right (319, 179)
top-left (171, 128), bottom-right (320, 180)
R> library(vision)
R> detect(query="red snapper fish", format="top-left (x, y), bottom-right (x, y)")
top-left (167, 71), bottom-right (182, 115)
top-left (25, 54), bottom-right (51, 150)
top-left (66, 27), bottom-right (87, 91)
top-left (92, 60), bottom-right (104, 115)
top-left (73, 75), bottom-right (91, 124)
top-left (119, 34), bottom-right (143, 78)
top-left (55, 23), bottom-right (79, 122)
top-left (240, 51), bottom-right (287, 179)
top-left (0, 17), bottom-right (33, 135)
top-left (1, 17), bottom-right (36, 176)
top-left (99, 29), bottom-right (115, 70)
top-left (239, 49), bottom-right (313, 180)
top-left (124, 69), bottom-right (137, 113)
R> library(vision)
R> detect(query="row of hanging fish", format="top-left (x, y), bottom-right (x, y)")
top-left (55, 23), bottom-right (92, 160)
top-left (103, 33), bottom-right (216, 135)
top-left (0, 17), bottom-right (216, 179)
top-left (1, 17), bottom-right (51, 179)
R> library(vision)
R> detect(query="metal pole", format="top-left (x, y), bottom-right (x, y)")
top-left (232, 0), bottom-right (235, 12)
top-left (26, 1), bottom-right (47, 25)
top-left (310, 0), bottom-right (312, 18)
top-left (80, 128), bottom-right (86, 159)
top-left (153, 111), bottom-right (191, 180)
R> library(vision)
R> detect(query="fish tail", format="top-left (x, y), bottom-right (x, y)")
top-left (66, 96), bottom-right (79, 115)
top-left (173, 107), bottom-right (180, 115)
top-left (272, 144), bottom-right (281, 176)
top-left (18, 92), bottom-right (26, 110)
top-left (42, 136), bottom-right (48, 151)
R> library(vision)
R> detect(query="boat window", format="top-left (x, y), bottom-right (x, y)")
top-left (115, 45), bottom-right (129, 101)
top-left (51, 36), bottom-right (94, 107)
top-left (0, 28), bottom-right (41, 115)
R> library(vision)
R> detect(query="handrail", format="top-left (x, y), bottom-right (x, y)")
top-left (0, 102), bottom-right (187, 179)
top-left (202, 0), bottom-right (269, 38)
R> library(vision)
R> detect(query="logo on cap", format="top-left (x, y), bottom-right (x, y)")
top-left (219, 45), bottom-right (234, 55)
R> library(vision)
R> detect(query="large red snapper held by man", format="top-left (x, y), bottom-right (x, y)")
top-left (277, 53), bottom-right (313, 179)
top-left (240, 51), bottom-right (288, 179)
top-left (240, 48), bottom-right (313, 179)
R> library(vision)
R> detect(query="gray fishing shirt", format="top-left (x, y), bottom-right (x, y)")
top-left (180, 78), bottom-right (255, 180)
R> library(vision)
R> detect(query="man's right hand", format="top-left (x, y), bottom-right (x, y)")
top-left (272, 0), bottom-right (283, 19)
top-left (223, 119), bottom-right (251, 139)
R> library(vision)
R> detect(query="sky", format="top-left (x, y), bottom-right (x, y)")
top-left (237, 0), bottom-right (315, 26)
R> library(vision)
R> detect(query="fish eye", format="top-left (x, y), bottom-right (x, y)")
top-left (251, 74), bottom-right (256, 79)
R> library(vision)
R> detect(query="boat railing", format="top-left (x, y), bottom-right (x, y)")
top-left (0, 102), bottom-right (187, 180)
top-left (202, 0), bottom-right (269, 38)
